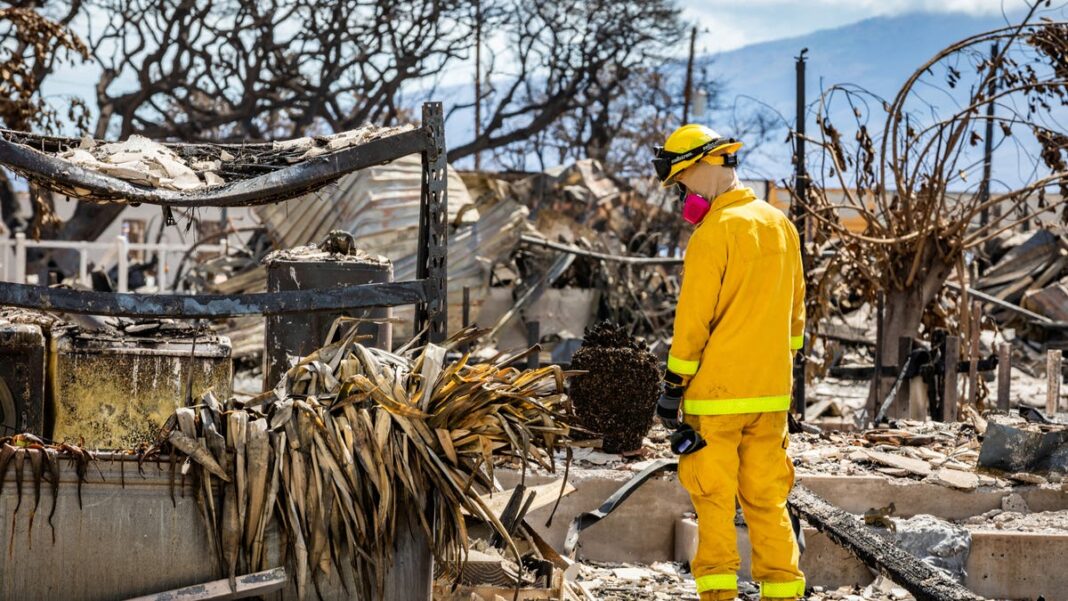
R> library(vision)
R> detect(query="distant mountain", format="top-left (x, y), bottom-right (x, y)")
top-left (438, 11), bottom-right (1027, 176)
top-left (708, 11), bottom-right (1025, 180)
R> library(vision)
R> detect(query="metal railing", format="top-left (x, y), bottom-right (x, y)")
top-left (0, 232), bottom-right (224, 292)
top-left (0, 102), bottom-right (448, 336)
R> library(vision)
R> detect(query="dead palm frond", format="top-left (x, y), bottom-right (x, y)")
top-left (155, 325), bottom-right (575, 600)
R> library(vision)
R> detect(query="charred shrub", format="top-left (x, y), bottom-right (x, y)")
top-left (568, 322), bottom-right (660, 453)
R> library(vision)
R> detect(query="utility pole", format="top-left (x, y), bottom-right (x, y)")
top-left (682, 25), bottom-right (697, 123)
top-left (979, 42), bottom-right (998, 227)
top-left (792, 48), bottom-right (809, 418)
top-left (473, 0), bottom-right (482, 171)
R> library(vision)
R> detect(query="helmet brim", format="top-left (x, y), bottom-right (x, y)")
top-left (659, 140), bottom-right (745, 187)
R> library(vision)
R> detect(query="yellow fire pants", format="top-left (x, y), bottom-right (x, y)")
top-left (679, 411), bottom-right (805, 599)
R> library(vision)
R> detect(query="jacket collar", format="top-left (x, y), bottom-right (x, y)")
top-left (709, 187), bottom-right (757, 214)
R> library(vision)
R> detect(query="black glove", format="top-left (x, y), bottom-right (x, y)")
top-left (657, 371), bottom-right (686, 430)
top-left (658, 390), bottom-right (681, 430)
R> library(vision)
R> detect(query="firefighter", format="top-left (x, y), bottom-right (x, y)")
top-left (652, 124), bottom-right (806, 600)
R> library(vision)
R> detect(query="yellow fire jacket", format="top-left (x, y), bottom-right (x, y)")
top-left (667, 187), bottom-right (805, 415)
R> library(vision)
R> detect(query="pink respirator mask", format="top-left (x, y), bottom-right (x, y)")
top-left (678, 187), bottom-right (711, 224)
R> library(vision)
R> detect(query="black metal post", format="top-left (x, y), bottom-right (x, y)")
top-left (792, 49), bottom-right (809, 417)
top-left (417, 102), bottom-right (449, 344)
top-left (979, 43), bottom-right (998, 227)
top-left (461, 286), bottom-right (471, 353)
top-left (462, 286), bottom-right (471, 329)
top-left (473, 0), bottom-right (482, 171)
top-left (527, 321), bottom-right (540, 370)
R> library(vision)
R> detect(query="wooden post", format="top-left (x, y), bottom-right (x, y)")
top-left (942, 335), bottom-right (960, 422)
top-left (966, 303), bottom-right (981, 408)
top-left (894, 336), bottom-right (913, 419)
top-left (78, 248), bottom-right (89, 287)
top-left (116, 235), bottom-right (130, 293)
top-left (869, 292), bottom-right (884, 422)
top-left (997, 343), bottom-right (1012, 412)
top-left (908, 377), bottom-right (928, 421)
top-left (1047, 349), bottom-right (1062, 417)
top-left (473, 0), bottom-right (482, 171)
top-left (14, 232), bottom-right (26, 284)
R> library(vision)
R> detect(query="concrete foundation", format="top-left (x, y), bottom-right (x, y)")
top-left (0, 459), bottom-right (429, 601)
top-left (498, 468), bottom-right (1068, 599)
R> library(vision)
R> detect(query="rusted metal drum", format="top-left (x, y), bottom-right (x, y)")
top-left (263, 243), bottom-right (393, 389)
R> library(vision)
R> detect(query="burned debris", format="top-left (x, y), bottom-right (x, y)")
top-left (0, 4), bottom-right (1066, 601)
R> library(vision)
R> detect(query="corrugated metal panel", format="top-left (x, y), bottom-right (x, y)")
top-left (223, 160), bottom-right (525, 357)
top-left (256, 155), bottom-right (474, 259)
top-left (392, 198), bottom-right (529, 341)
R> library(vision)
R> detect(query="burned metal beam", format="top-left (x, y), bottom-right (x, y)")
top-left (0, 128), bottom-right (428, 207)
top-left (789, 485), bottom-right (985, 601)
top-left (519, 235), bottom-right (684, 265)
top-left (124, 567), bottom-right (287, 600)
top-left (0, 280), bottom-right (427, 318)
top-left (563, 459), bottom-right (679, 558)
top-left (416, 102), bottom-right (448, 344)
top-left (945, 281), bottom-right (1052, 323)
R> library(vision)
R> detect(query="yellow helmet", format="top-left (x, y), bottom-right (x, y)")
top-left (652, 124), bottom-right (743, 187)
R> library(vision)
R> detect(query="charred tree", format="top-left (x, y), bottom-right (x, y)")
top-left (795, 7), bottom-right (1068, 413)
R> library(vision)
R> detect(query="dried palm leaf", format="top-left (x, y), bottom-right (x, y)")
top-left (151, 325), bottom-right (574, 600)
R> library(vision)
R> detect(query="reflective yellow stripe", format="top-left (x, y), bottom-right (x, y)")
top-left (695, 573), bottom-right (738, 592)
top-left (684, 395), bottom-right (791, 415)
top-left (760, 578), bottom-right (806, 597)
top-left (790, 334), bottom-right (804, 350)
top-left (667, 354), bottom-right (700, 376)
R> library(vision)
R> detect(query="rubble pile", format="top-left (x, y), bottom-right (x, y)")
top-left (791, 421), bottom-right (987, 485)
top-left (505, 162), bottom-right (681, 353)
top-left (572, 562), bottom-right (913, 601)
top-left (569, 322), bottom-right (661, 453)
top-left (961, 507), bottom-right (1068, 533)
top-left (980, 229), bottom-right (1068, 322)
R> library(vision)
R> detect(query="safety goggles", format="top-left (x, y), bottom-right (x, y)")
top-left (652, 137), bottom-right (739, 182)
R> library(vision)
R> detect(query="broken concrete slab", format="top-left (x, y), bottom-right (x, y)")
top-left (861, 449), bottom-right (933, 477)
top-left (1001, 492), bottom-right (1030, 513)
top-left (887, 514), bottom-right (971, 583)
top-left (478, 478), bottom-right (576, 518)
top-left (673, 520), bottom-right (1068, 598)
top-left (929, 467), bottom-right (979, 491)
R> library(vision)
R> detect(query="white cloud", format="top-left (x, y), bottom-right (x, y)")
top-left (693, 0), bottom-right (1026, 15)
top-left (681, 0), bottom-right (1037, 53)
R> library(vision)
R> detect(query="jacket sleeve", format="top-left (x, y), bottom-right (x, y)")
top-left (789, 223), bottom-right (806, 351)
top-left (668, 225), bottom-right (727, 378)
